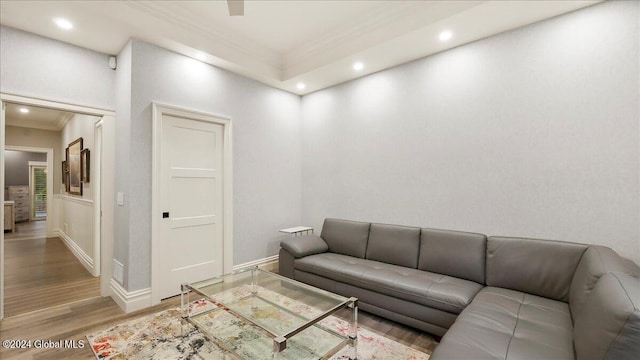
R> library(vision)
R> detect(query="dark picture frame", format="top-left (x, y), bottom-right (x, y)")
top-left (81, 149), bottom-right (90, 183)
top-left (67, 137), bottom-right (83, 196)
top-left (63, 160), bottom-right (70, 193)
top-left (61, 160), bottom-right (67, 185)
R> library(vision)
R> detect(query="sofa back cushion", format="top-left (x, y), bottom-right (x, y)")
top-left (573, 272), bottom-right (640, 360)
top-left (418, 228), bottom-right (487, 284)
top-left (569, 245), bottom-right (640, 323)
top-left (321, 218), bottom-right (371, 258)
top-left (365, 223), bottom-right (421, 268)
top-left (486, 237), bottom-right (587, 302)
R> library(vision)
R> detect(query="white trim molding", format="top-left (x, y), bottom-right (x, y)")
top-left (232, 255), bottom-right (279, 273)
top-left (0, 93), bottom-right (116, 116)
top-left (58, 230), bottom-right (96, 276)
top-left (109, 279), bottom-right (152, 313)
top-left (57, 194), bottom-right (94, 205)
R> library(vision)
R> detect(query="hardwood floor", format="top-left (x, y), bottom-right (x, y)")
top-left (4, 219), bottom-right (47, 241)
top-left (1, 295), bottom-right (437, 359)
top-left (0, 296), bottom-right (180, 359)
top-left (1, 223), bottom-right (436, 358)
top-left (3, 221), bottom-right (100, 317)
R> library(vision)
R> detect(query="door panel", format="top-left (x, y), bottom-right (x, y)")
top-left (159, 114), bottom-right (223, 299)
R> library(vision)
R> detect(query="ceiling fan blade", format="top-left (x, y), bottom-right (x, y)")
top-left (227, 0), bottom-right (244, 16)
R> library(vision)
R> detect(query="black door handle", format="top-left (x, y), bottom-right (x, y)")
top-left (162, 212), bottom-right (169, 218)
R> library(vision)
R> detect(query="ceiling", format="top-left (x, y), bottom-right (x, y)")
top-left (0, 0), bottom-right (602, 95)
top-left (5, 103), bottom-right (73, 131)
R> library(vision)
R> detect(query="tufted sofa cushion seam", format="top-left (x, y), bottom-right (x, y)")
top-left (504, 293), bottom-right (526, 360)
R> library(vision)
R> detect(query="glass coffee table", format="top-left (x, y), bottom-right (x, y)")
top-left (181, 267), bottom-right (358, 359)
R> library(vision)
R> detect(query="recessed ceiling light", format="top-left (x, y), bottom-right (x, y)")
top-left (19, 108), bottom-right (30, 114)
top-left (296, 82), bottom-right (306, 90)
top-left (53, 18), bottom-right (73, 30)
top-left (195, 52), bottom-right (207, 61)
top-left (439, 30), bottom-right (453, 42)
top-left (353, 62), bottom-right (364, 71)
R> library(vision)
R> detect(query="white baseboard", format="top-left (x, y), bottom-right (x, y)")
top-left (109, 256), bottom-right (277, 314)
top-left (110, 279), bottom-right (152, 313)
top-left (57, 229), bottom-right (97, 276)
top-left (232, 254), bottom-right (279, 273)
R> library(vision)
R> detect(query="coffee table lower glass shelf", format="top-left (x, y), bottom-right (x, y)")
top-left (181, 267), bottom-right (358, 359)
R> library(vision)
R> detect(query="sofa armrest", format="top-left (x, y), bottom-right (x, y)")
top-left (281, 235), bottom-right (328, 258)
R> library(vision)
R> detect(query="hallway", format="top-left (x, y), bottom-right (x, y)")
top-left (3, 221), bottom-right (100, 317)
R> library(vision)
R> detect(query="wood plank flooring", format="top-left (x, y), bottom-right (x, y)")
top-left (1, 221), bottom-right (437, 358)
top-left (0, 296), bottom-right (180, 359)
top-left (4, 219), bottom-right (47, 241)
top-left (3, 221), bottom-right (100, 317)
top-left (1, 295), bottom-right (437, 359)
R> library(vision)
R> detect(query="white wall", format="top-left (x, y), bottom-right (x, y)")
top-left (56, 113), bottom-right (101, 275)
top-left (302, 0), bottom-right (640, 265)
top-left (0, 26), bottom-right (115, 110)
top-left (113, 41), bottom-right (132, 279)
top-left (116, 41), bottom-right (302, 291)
top-left (54, 194), bottom-right (96, 275)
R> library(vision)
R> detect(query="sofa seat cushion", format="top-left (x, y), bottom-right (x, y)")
top-left (294, 253), bottom-right (482, 314)
top-left (431, 287), bottom-right (574, 360)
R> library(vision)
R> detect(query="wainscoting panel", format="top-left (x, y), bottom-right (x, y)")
top-left (54, 194), bottom-right (96, 276)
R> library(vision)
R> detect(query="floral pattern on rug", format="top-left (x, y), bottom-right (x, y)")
top-left (87, 285), bottom-right (430, 360)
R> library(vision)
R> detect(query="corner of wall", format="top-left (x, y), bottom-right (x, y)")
top-left (109, 278), bottom-right (151, 313)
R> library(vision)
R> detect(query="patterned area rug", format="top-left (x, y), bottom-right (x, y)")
top-left (87, 285), bottom-right (430, 360)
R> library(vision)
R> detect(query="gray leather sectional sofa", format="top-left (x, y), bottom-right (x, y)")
top-left (279, 218), bottom-right (640, 360)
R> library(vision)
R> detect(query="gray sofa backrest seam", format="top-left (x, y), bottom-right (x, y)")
top-left (486, 236), bottom-right (588, 302)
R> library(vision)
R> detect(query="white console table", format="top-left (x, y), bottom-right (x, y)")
top-left (279, 226), bottom-right (314, 236)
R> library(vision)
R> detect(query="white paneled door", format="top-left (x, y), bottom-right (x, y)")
top-left (158, 113), bottom-right (224, 300)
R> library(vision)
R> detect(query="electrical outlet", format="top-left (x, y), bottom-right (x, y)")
top-left (64, 223), bottom-right (68, 233)
top-left (113, 259), bottom-right (124, 284)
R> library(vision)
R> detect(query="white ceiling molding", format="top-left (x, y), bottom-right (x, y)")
top-left (55, 112), bottom-right (75, 131)
top-left (0, 0), bottom-right (602, 95)
top-left (282, 1), bottom-right (481, 80)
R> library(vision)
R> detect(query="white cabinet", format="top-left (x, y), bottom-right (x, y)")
top-left (7, 186), bottom-right (29, 222)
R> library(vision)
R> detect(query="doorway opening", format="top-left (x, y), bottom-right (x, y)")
top-left (30, 163), bottom-right (47, 220)
top-left (1, 95), bottom-right (113, 320)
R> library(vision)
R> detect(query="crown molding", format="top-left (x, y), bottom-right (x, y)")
top-left (282, 1), bottom-right (482, 80)
top-left (123, 1), bottom-right (281, 71)
top-left (55, 112), bottom-right (74, 131)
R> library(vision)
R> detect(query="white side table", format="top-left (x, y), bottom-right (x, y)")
top-left (279, 226), bottom-right (314, 236)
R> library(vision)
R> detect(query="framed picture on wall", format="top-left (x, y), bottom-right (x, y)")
top-left (67, 137), bottom-right (83, 196)
top-left (63, 160), bottom-right (70, 193)
top-left (61, 160), bottom-right (67, 185)
top-left (81, 149), bottom-right (90, 183)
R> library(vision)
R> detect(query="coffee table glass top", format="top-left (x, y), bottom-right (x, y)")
top-left (182, 267), bottom-right (358, 359)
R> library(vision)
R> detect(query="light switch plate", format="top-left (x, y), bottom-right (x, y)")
top-left (117, 192), bottom-right (124, 206)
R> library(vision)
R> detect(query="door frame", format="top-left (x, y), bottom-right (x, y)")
top-left (0, 92), bottom-right (115, 320)
top-left (151, 103), bottom-right (233, 305)
top-left (28, 160), bottom-right (48, 221)
top-left (4, 148), bottom-right (52, 229)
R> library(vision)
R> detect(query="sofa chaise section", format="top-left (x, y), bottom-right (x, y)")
top-left (431, 236), bottom-right (587, 359)
top-left (431, 237), bottom-right (640, 360)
